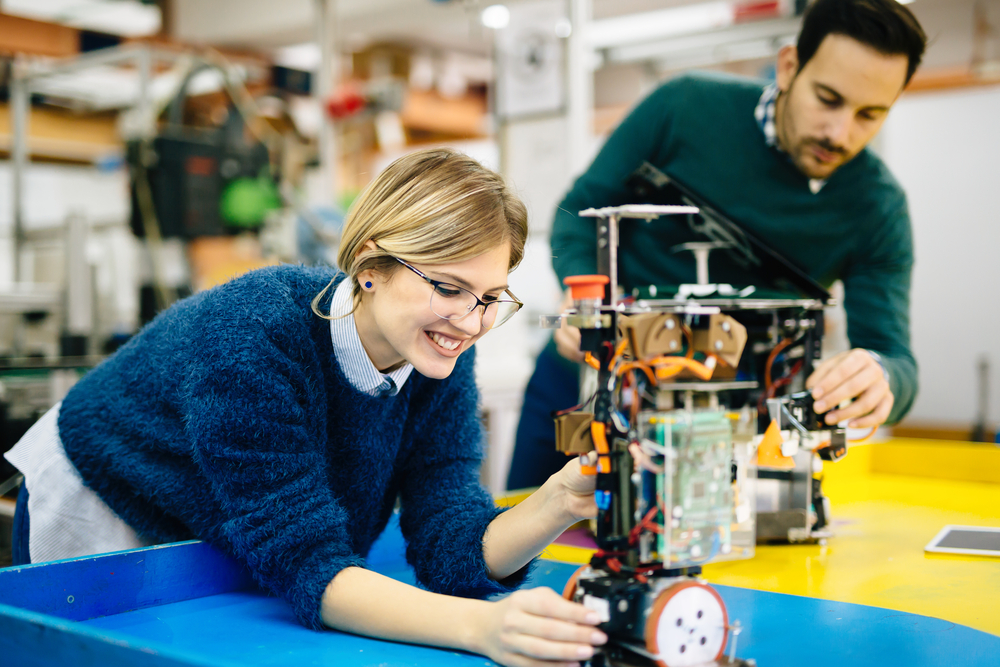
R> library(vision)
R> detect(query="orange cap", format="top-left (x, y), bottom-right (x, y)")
top-left (564, 274), bottom-right (610, 300)
top-left (754, 420), bottom-right (795, 469)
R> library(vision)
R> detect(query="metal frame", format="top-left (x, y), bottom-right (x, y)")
top-left (6, 44), bottom-right (268, 285)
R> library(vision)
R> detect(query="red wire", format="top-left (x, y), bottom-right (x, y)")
top-left (757, 360), bottom-right (804, 415)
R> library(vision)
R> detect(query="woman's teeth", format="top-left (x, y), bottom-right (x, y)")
top-left (429, 332), bottom-right (460, 351)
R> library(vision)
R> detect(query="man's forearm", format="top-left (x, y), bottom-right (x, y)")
top-left (321, 567), bottom-right (489, 653)
top-left (880, 353), bottom-right (918, 424)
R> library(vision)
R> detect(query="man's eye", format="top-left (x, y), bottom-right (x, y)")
top-left (434, 284), bottom-right (463, 298)
top-left (819, 96), bottom-right (838, 107)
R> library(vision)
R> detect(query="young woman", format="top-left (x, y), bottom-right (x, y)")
top-left (5, 148), bottom-right (606, 666)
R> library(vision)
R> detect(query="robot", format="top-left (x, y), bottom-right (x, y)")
top-left (546, 204), bottom-right (850, 667)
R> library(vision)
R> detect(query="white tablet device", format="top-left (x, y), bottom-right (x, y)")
top-left (924, 525), bottom-right (1000, 557)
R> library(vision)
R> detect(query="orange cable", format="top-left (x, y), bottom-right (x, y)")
top-left (648, 355), bottom-right (715, 381)
top-left (590, 421), bottom-right (612, 474)
top-left (849, 426), bottom-right (878, 442)
top-left (765, 338), bottom-right (794, 389)
top-left (681, 325), bottom-right (695, 359)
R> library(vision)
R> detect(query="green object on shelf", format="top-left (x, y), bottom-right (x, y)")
top-left (219, 173), bottom-right (281, 228)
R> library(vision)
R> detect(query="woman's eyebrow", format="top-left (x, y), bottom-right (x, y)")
top-left (432, 271), bottom-right (508, 293)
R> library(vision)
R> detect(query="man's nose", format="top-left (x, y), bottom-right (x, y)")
top-left (826, 111), bottom-right (852, 148)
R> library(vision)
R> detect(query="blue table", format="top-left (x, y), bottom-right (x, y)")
top-left (2, 515), bottom-right (997, 667)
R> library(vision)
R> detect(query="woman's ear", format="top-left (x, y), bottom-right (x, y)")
top-left (355, 240), bottom-right (381, 291)
top-left (357, 269), bottom-right (376, 292)
top-left (356, 239), bottom-right (379, 259)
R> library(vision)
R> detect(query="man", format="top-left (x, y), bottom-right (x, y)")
top-left (507, 0), bottom-right (926, 489)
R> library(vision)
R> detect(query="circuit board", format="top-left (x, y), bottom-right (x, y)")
top-left (641, 410), bottom-right (734, 567)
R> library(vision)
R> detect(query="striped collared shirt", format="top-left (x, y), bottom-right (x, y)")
top-left (329, 279), bottom-right (413, 397)
top-left (754, 83), bottom-right (826, 195)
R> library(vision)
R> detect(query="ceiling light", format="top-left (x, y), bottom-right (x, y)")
top-left (1, 0), bottom-right (161, 37)
top-left (481, 4), bottom-right (511, 30)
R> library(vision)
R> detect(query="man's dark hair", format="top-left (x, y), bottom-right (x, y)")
top-left (797, 0), bottom-right (927, 84)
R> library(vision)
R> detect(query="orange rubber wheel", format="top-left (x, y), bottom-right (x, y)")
top-left (562, 564), bottom-right (589, 601)
top-left (644, 580), bottom-right (728, 667)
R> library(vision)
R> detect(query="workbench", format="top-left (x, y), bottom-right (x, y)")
top-left (2, 438), bottom-right (998, 666)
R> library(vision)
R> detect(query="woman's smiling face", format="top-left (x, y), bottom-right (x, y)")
top-left (354, 243), bottom-right (512, 379)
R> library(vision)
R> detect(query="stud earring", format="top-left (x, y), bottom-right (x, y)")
top-left (364, 281), bottom-right (373, 289)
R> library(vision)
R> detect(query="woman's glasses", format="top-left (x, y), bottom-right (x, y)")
top-left (391, 256), bottom-right (522, 330)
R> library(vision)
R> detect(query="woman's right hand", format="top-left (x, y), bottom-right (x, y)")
top-left (477, 587), bottom-right (607, 667)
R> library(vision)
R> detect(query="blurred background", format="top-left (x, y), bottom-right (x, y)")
top-left (0, 0), bottom-right (997, 514)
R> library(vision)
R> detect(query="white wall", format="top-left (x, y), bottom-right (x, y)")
top-left (0, 163), bottom-right (130, 287)
top-left (877, 84), bottom-right (1000, 429)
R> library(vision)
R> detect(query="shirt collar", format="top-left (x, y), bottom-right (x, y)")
top-left (755, 83), bottom-right (826, 195)
top-left (329, 278), bottom-right (413, 397)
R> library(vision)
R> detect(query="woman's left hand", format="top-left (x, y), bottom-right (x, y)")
top-left (551, 452), bottom-right (598, 522)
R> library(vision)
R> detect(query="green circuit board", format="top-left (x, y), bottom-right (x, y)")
top-left (643, 409), bottom-right (733, 567)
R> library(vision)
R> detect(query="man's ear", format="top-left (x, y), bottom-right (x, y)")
top-left (775, 44), bottom-right (799, 93)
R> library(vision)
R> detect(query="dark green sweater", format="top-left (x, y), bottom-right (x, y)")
top-left (551, 71), bottom-right (916, 423)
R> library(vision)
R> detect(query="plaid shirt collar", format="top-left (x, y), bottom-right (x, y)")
top-left (755, 83), bottom-right (826, 194)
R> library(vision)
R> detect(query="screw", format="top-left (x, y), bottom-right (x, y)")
top-left (721, 322), bottom-right (731, 332)
top-left (666, 319), bottom-right (676, 329)
top-left (714, 340), bottom-right (723, 350)
top-left (618, 599), bottom-right (629, 612)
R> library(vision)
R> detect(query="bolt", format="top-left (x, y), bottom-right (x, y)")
top-left (666, 319), bottom-right (676, 329)
top-left (721, 321), bottom-right (731, 332)
top-left (714, 340), bottom-right (723, 350)
top-left (669, 340), bottom-right (678, 350)
top-left (618, 599), bottom-right (629, 612)
top-left (598, 238), bottom-right (608, 248)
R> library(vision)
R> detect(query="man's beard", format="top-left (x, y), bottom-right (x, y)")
top-left (776, 87), bottom-right (851, 178)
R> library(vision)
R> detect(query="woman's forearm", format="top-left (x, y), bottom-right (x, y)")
top-left (321, 566), bottom-right (489, 653)
top-left (483, 476), bottom-right (580, 580)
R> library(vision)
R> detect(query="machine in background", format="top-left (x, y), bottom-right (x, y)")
top-left (547, 204), bottom-right (850, 667)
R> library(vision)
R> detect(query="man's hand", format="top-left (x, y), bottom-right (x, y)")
top-left (554, 291), bottom-right (585, 363)
top-left (805, 349), bottom-right (894, 429)
top-left (477, 587), bottom-right (607, 667)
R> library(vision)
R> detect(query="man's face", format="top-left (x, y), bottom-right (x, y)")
top-left (775, 34), bottom-right (909, 180)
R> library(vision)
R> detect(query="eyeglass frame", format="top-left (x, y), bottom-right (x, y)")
top-left (386, 255), bottom-right (523, 329)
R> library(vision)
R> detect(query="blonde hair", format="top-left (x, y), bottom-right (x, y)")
top-left (312, 148), bottom-right (528, 318)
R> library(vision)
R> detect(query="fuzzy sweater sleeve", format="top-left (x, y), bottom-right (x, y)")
top-left (398, 349), bottom-right (534, 597)
top-left (181, 317), bottom-right (366, 630)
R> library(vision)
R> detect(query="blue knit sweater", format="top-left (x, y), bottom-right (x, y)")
top-left (58, 265), bottom-right (530, 629)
